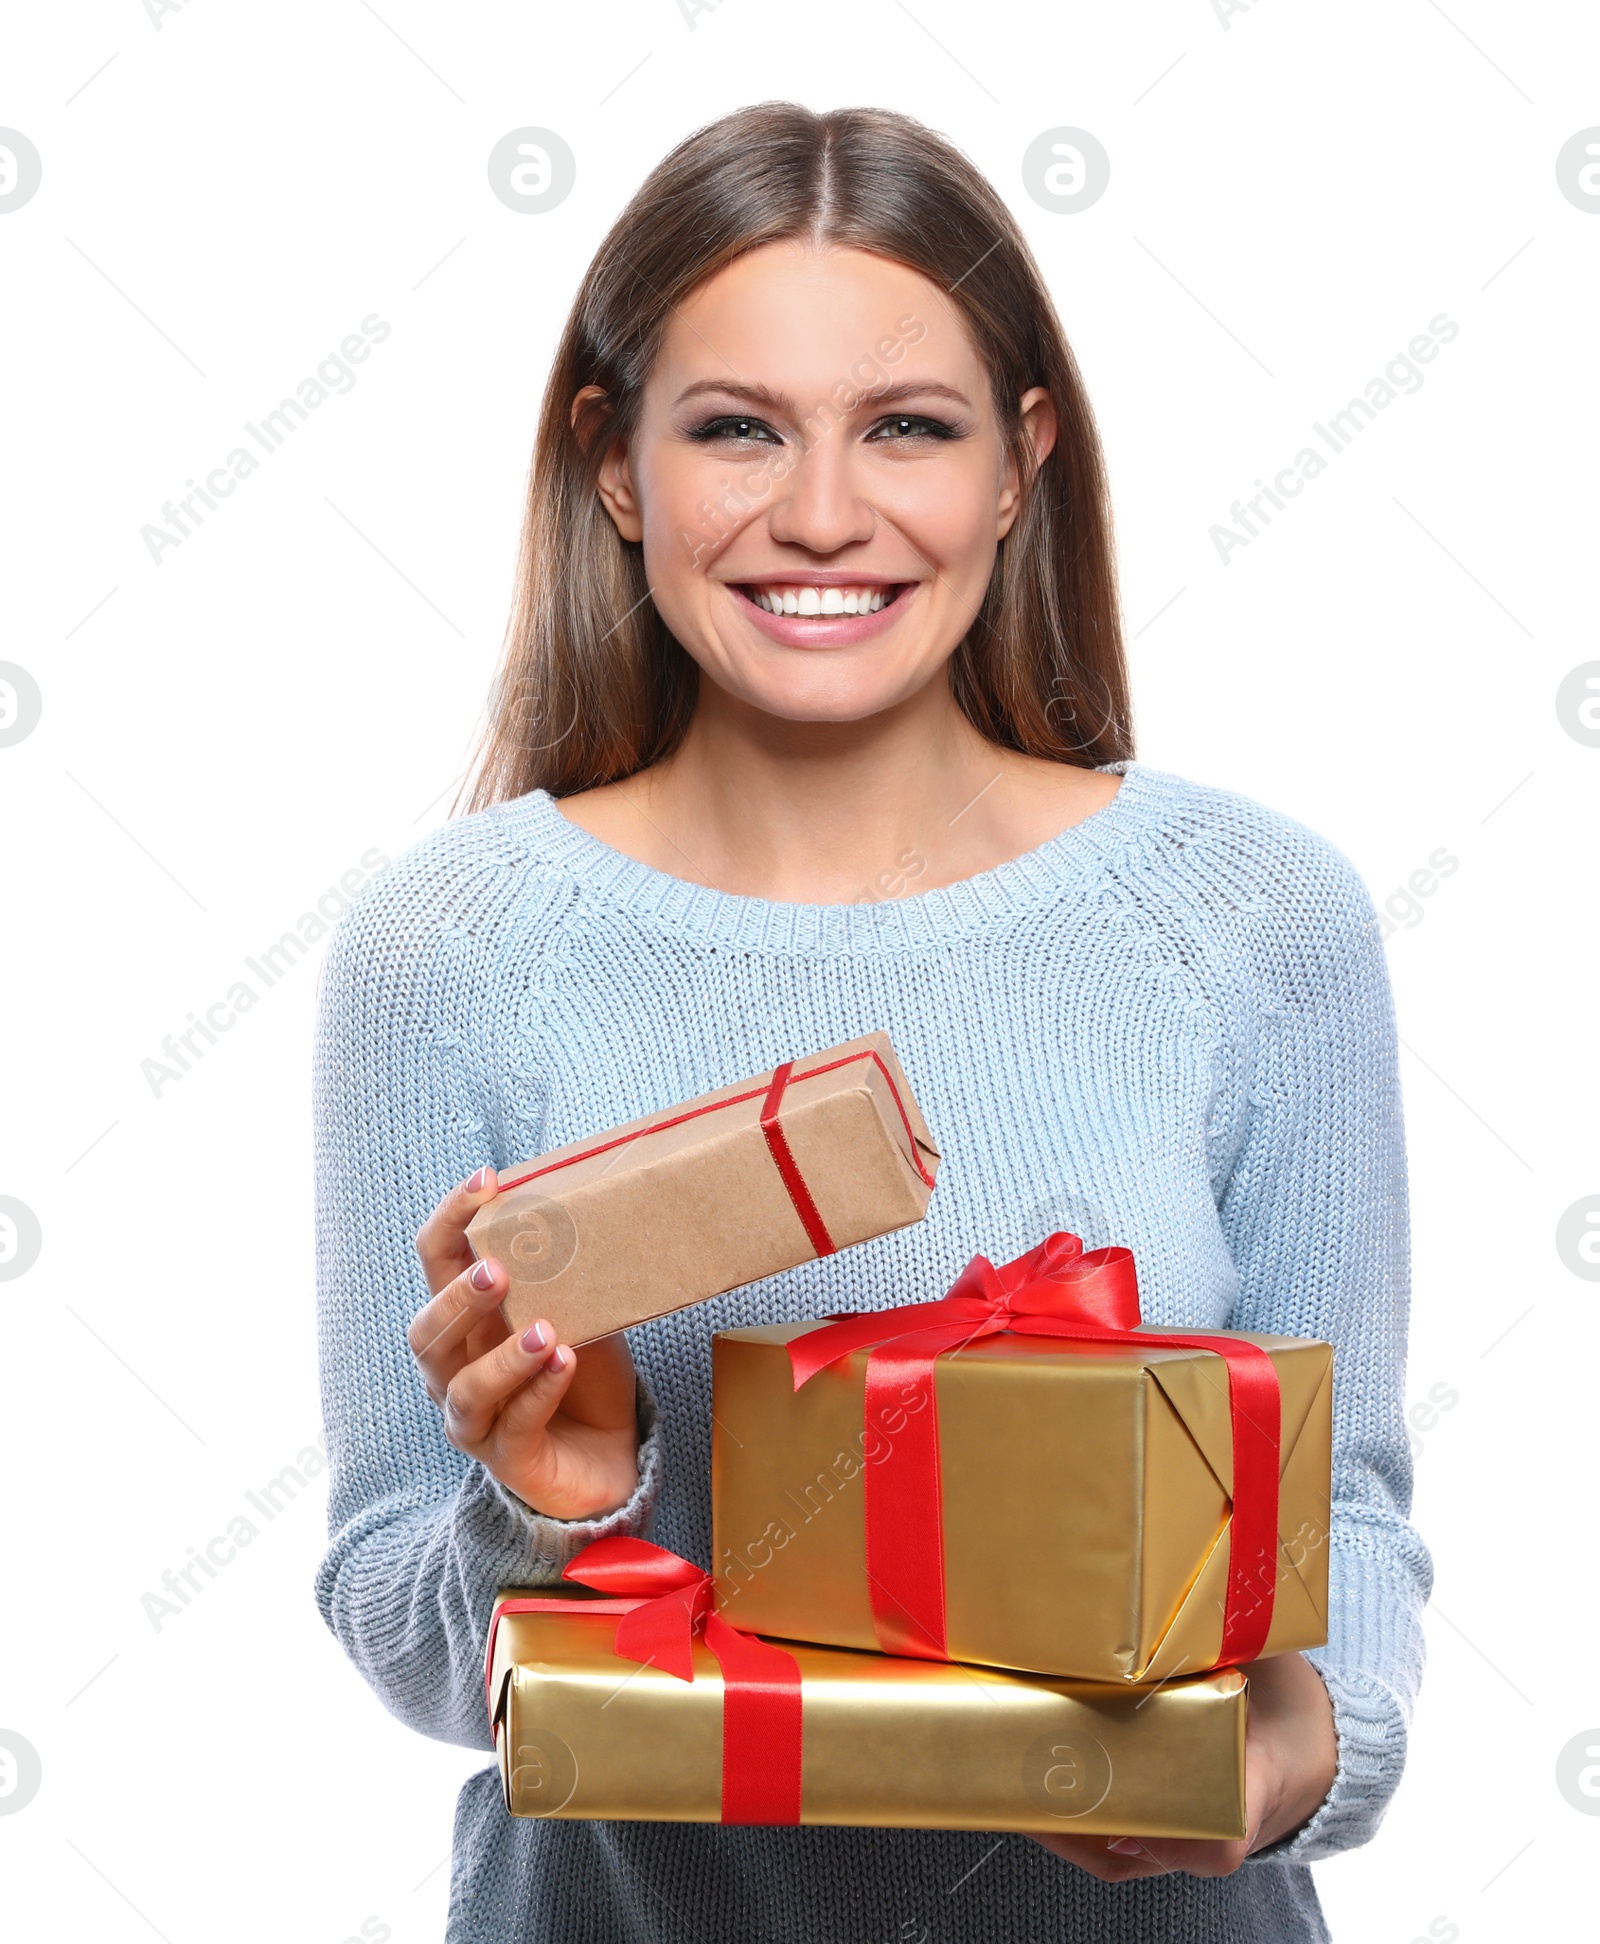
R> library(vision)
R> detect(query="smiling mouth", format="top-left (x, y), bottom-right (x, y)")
top-left (736, 582), bottom-right (909, 617)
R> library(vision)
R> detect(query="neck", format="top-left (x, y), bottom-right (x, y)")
top-left (627, 676), bottom-right (1009, 903)
top-left (557, 672), bottom-right (1124, 904)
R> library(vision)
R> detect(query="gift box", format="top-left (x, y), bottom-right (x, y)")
top-left (485, 1539), bottom-right (1248, 1837)
top-left (711, 1235), bottom-right (1332, 1685)
top-left (467, 1032), bottom-right (939, 1346)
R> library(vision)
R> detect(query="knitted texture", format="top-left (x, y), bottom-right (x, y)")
top-left (311, 760), bottom-right (1431, 1944)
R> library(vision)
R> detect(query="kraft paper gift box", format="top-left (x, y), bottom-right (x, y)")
top-left (467, 1032), bottom-right (939, 1346)
top-left (711, 1234), bottom-right (1333, 1686)
top-left (484, 1539), bottom-right (1249, 1839)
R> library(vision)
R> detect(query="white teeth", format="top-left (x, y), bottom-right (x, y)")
top-left (749, 586), bottom-right (892, 616)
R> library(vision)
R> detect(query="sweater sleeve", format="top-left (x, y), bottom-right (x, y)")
top-left (309, 825), bottom-right (664, 1752)
top-left (1209, 820), bottom-right (1432, 1863)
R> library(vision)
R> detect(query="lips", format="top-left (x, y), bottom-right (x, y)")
top-left (729, 580), bottom-right (913, 648)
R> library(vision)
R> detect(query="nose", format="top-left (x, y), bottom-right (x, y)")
top-left (765, 429), bottom-right (876, 555)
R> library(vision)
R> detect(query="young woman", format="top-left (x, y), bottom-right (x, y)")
top-left (313, 104), bottom-right (1429, 1944)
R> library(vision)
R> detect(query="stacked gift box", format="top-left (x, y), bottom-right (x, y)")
top-left (479, 1033), bottom-right (1332, 1840)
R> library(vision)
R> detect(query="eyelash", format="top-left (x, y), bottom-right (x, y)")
top-left (687, 413), bottom-right (962, 446)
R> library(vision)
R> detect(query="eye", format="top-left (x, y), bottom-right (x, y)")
top-left (688, 415), bottom-right (783, 444)
top-left (866, 413), bottom-right (960, 443)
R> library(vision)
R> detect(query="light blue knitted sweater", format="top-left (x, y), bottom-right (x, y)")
top-left (312, 760), bottom-right (1430, 1944)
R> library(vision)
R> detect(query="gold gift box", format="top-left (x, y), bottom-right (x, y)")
top-left (488, 1593), bottom-right (1248, 1837)
top-left (712, 1323), bottom-right (1332, 1684)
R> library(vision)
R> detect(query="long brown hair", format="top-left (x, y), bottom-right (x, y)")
top-left (464, 103), bottom-right (1132, 811)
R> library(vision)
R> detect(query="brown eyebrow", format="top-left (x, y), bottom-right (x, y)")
top-left (672, 378), bottom-right (975, 415)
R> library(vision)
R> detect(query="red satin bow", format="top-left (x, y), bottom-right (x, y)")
top-left (788, 1233), bottom-right (1283, 1668)
top-left (486, 1537), bottom-right (803, 1825)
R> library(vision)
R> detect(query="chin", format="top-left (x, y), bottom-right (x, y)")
top-left (714, 661), bottom-right (932, 727)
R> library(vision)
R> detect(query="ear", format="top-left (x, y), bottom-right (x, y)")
top-left (997, 386), bottom-right (1058, 540)
top-left (572, 385), bottom-right (643, 543)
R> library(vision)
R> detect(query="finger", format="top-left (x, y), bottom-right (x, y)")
top-left (443, 1320), bottom-right (577, 1450)
top-left (1111, 1837), bottom-right (1249, 1879)
top-left (1028, 1834), bottom-right (1172, 1882)
top-left (415, 1165), bottom-right (500, 1296)
top-left (556, 1330), bottom-right (638, 1429)
top-left (409, 1255), bottom-right (511, 1397)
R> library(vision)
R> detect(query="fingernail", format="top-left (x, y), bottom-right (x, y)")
top-left (469, 1260), bottom-right (496, 1292)
top-left (520, 1321), bottom-right (549, 1352)
top-left (549, 1344), bottom-right (572, 1372)
top-left (1108, 1839), bottom-right (1142, 1856)
top-left (467, 1166), bottom-right (489, 1192)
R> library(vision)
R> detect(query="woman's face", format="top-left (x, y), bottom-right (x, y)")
top-left (590, 242), bottom-right (1055, 725)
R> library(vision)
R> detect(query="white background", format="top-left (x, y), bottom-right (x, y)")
top-left (3, 2), bottom-right (1596, 1940)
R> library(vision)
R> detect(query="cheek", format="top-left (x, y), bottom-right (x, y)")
top-left (637, 445), bottom-right (703, 541)
top-left (629, 468), bottom-right (699, 609)
top-left (636, 444), bottom-right (766, 577)
top-left (870, 448), bottom-right (1005, 569)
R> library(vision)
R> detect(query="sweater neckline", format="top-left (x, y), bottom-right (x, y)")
top-left (512, 759), bottom-right (1165, 952)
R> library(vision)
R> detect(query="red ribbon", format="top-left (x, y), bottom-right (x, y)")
top-left (759, 1060), bottom-right (837, 1255)
top-left (484, 1537), bottom-right (803, 1825)
top-left (788, 1233), bottom-right (1283, 1668)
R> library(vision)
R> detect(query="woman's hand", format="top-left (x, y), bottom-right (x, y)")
top-left (1032, 1651), bottom-right (1338, 1881)
top-left (408, 1166), bottom-right (642, 1521)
